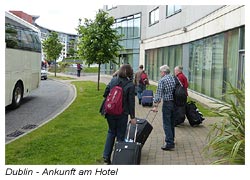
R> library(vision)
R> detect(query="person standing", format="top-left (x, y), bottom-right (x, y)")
top-left (77, 63), bottom-right (82, 77)
top-left (152, 65), bottom-right (176, 151)
top-left (174, 65), bottom-right (188, 96)
top-left (173, 65), bottom-right (189, 127)
top-left (102, 64), bottom-right (136, 164)
top-left (134, 65), bottom-right (146, 104)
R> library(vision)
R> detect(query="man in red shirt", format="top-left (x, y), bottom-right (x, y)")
top-left (174, 66), bottom-right (188, 96)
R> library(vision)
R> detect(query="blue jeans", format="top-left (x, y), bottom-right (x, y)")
top-left (162, 100), bottom-right (175, 145)
top-left (103, 114), bottom-right (128, 160)
top-left (137, 84), bottom-right (146, 100)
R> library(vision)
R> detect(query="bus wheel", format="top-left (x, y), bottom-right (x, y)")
top-left (11, 82), bottom-right (23, 109)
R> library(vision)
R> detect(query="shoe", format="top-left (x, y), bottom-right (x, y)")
top-left (161, 144), bottom-right (175, 151)
top-left (103, 157), bottom-right (111, 165)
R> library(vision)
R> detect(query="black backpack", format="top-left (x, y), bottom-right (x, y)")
top-left (186, 101), bottom-right (205, 126)
top-left (173, 76), bottom-right (187, 106)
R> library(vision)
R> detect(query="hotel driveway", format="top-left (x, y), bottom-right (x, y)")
top-left (5, 79), bottom-right (75, 143)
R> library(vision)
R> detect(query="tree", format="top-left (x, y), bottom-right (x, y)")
top-left (67, 39), bottom-right (76, 58)
top-left (42, 31), bottom-right (63, 77)
top-left (77, 10), bottom-right (123, 90)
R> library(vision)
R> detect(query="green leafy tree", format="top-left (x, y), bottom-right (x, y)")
top-left (42, 31), bottom-right (63, 77)
top-left (68, 39), bottom-right (76, 58)
top-left (77, 10), bottom-right (123, 90)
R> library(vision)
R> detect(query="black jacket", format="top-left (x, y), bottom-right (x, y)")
top-left (103, 77), bottom-right (135, 119)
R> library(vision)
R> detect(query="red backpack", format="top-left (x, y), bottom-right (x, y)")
top-left (104, 81), bottom-right (127, 116)
top-left (140, 72), bottom-right (149, 85)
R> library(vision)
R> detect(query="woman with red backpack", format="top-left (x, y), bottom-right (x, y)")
top-left (101, 64), bottom-right (136, 164)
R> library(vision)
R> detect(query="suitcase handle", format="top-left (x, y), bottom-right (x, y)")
top-left (126, 123), bottom-right (138, 142)
top-left (145, 110), bottom-right (158, 124)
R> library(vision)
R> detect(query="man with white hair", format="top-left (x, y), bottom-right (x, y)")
top-left (174, 65), bottom-right (188, 96)
top-left (152, 65), bottom-right (176, 150)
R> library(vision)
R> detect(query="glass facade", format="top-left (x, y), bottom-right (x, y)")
top-left (189, 34), bottom-right (224, 99)
top-left (145, 26), bottom-right (245, 101)
top-left (103, 13), bottom-right (141, 75)
top-left (145, 45), bottom-right (182, 82)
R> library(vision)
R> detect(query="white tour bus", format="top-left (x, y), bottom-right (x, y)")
top-left (5, 11), bottom-right (42, 109)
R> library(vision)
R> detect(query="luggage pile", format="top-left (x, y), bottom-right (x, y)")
top-left (174, 101), bottom-right (205, 127)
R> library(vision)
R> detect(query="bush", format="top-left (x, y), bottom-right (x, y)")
top-left (203, 81), bottom-right (245, 164)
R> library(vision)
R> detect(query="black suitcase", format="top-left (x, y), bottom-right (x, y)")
top-left (141, 90), bottom-right (153, 107)
top-left (186, 101), bottom-right (205, 126)
top-left (173, 105), bottom-right (186, 126)
top-left (125, 110), bottom-right (156, 146)
top-left (112, 124), bottom-right (141, 165)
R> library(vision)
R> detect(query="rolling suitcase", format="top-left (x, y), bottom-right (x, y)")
top-left (141, 90), bottom-right (153, 107)
top-left (125, 110), bottom-right (157, 146)
top-left (112, 124), bottom-right (141, 165)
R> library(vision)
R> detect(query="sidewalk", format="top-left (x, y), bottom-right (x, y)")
top-left (53, 72), bottom-right (221, 165)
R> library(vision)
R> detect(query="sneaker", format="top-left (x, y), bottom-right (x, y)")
top-left (161, 144), bottom-right (175, 151)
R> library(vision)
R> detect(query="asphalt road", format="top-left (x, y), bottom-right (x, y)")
top-left (5, 79), bottom-right (75, 143)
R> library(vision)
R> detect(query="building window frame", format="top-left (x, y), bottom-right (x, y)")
top-left (149, 7), bottom-right (159, 26)
top-left (166, 5), bottom-right (181, 17)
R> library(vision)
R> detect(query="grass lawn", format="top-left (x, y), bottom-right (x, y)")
top-left (83, 67), bottom-right (98, 73)
top-left (5, 81), bottom-right (108, 165)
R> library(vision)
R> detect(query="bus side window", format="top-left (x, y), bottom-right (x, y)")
top-left (5, 24), bottom-right (18, 48)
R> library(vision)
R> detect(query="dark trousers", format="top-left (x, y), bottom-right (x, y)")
top-left (162, 100), bottom-right (175, 145)
top-left (103, 114), bottom-right (128, 160)
top-left (77, 70), bottom-right (81, 77)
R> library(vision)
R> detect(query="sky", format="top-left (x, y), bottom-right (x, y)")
top-left (4, 0), bottom-right (105, 34)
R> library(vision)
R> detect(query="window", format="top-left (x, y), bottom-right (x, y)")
top-left (121, 19), bottom-right (128, 39)
top-left (166, 5), bottom-right (181, 17)
top-left (149, 7), bottom-right (159, 26)
top-left (134, 16), bottom-right (140, 38)
top-left (5, 23), bottom-right (41, 52)
top-left (127, 17), bottom-right (134, 38)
